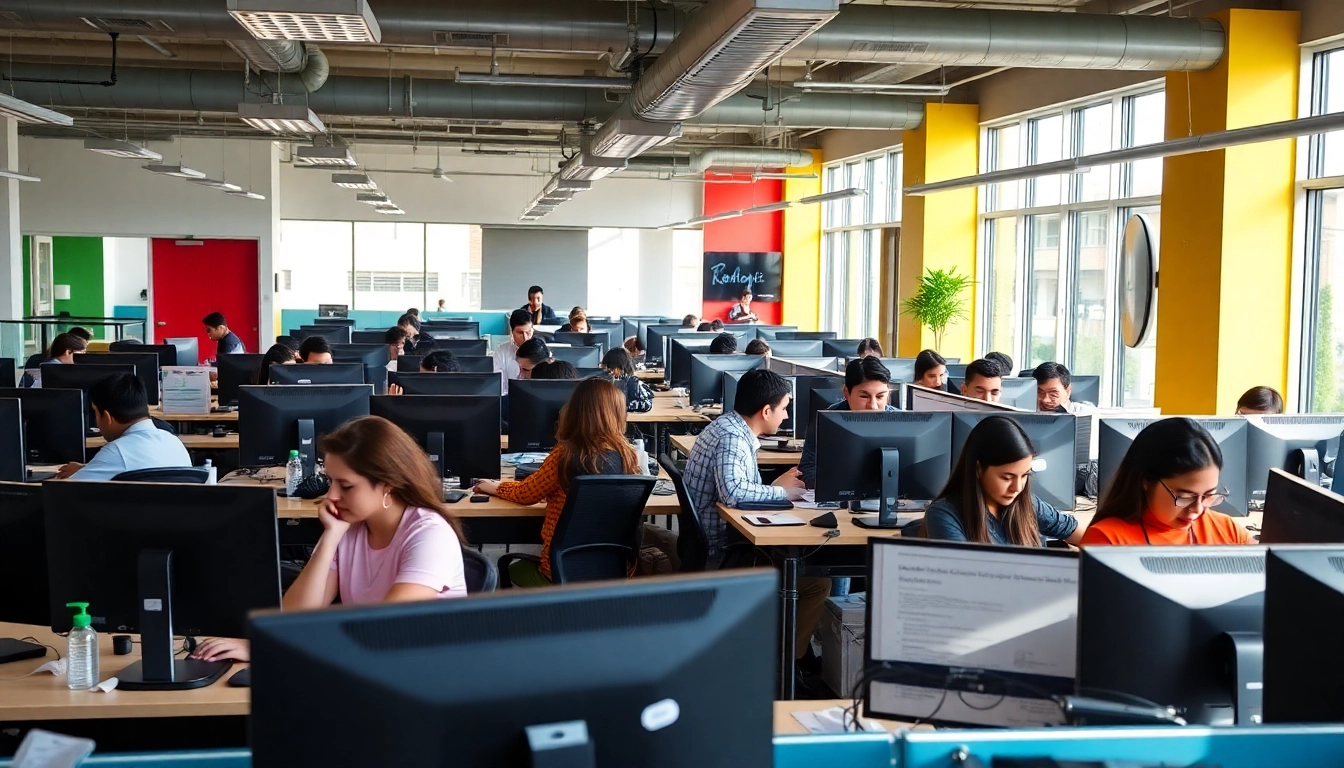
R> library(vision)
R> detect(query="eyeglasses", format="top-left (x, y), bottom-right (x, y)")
top-left (1158, 479), bottom-right (1228, 509)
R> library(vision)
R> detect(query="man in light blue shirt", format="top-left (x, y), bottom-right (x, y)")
top-left (56, 372), bottom-right (191, 481)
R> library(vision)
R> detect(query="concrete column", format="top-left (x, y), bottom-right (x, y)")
top-left (259, 140), bottom-right (281, 345)
top-left (0, 117), bottom-right (21, 362)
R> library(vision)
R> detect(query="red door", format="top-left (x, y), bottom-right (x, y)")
top-left (151, 239), bottom-right (260, 362)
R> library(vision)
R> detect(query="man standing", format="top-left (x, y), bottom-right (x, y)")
top-left (520, 285), bottom-right (557, 325)
top-left (203, 312), bottom-right (245, 357)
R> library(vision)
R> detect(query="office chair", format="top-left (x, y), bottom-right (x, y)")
top-left (112, 467), bottom-right (211, 484)
top-left (658, 453), bottom-right (709, 573)
top-left (497, 475), bottom-right (656, 587)
top-left (462, 547), bottom-right (499, 593)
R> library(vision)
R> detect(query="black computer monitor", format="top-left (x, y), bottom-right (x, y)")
top-left (1077, 545), bottom-right (1265, 726)
top-left (270, 363), bottom-right (366, 386)
top-left (163, 337), bottom-right (200, 366)
top-left (397, 355), bottom-right (423, 373)
top-left (297, 324), bottom-right (350, 344)
top-left (750, 326), bottom-right (799, 341)
top-left (422, 321), bottom-right (480, 340)
top-left (1246, 415), bottom-right (1344, 502)
top-left (456, 355), bottom-right (496, 374)
top-left (370, 395), bottom-right (501, 487)
top-left (350, 330), bottom-right (388, 345)
top-left (44, 482), bottom-right (280, 691)
top-left (645, 324), bottom-right (685, 366)
top-left (43, 362), bottom-right (136, 427)
top-left (313, 317), bottom-right (356, 327)
top-left (0, 388), bottom-right (84, 465)
top-left (808, 387), bottom-right (846, 428)
top-left (109, 341), bottom-right (177, 368)
top-left (873, 358), bottom-right (917, 383)
top-left (317, 304), bottom-right (348, 318)
top-left (621, 316), bottom-right (666, 345)
top-left (331, 344), bottom-right (392, 394)
top-left (1260, 468), bottom-right (1344, 543)
top-left (1098, 417), bottom-right (1248, 515)
top-left (950, 412), bottom-right (1077, 511)
top-left (668, 335), bottom-right (725, 388)
top-left (821, 339), bottom-right (867, 358)
top-left (389, 372), bottom-right (501, 396)
top-left (866, 538), bottom-right (1078, 727)
top-left (689, 354), bottom-right (766, 406)
top-left (765, 339), bottom-right (824, 358)
top-left (424, 339), bottom-right (489, 357)
top-left (554, 332), bottom-right (610, 355)
top-left (945, 363), bottom-right (969, 381)
top-left (0, 357), bottom-right (14, 388)
top-left (789, 374), bottom-right (845, 441)
top-left (1263, 545), bottom-right (1344, 723)
top-left (249, 570), bottom-right (776, 768)
top-left (550, 345), bottom-right (603, 368)
top-left (238, 384), bottom-right (372, 477)
top-left (216, 352), bottom-right (265, 405)
top-left (775, 331), bottom-right (837, 341)
top-left (0, 482), bottom-right (47, 626)
top-left (719, 371), bottom-right (797, 439)
top-left (814, 411), bottom-right (954, 527)
top-left (978, 377), bottom-right (1037, 411)
top-left (509, 379), bottom-right (581, 452)
top-left (75, 352), bottom-right (160, 406)
top-left (589, 322), bottom-right (624, 346)
top-left (0, 399), bottom-right (21, 482)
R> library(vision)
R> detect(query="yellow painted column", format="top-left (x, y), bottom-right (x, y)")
top-left (1154, 8), bottom-right (1299, 415)
top-left (899, 103), bottom-right (980, 359)
top-left (783, 150), bottom-right (822, 331)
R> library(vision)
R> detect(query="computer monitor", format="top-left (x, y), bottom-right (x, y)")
top-left (298, 324), bottom-right (351, 344)
top-left (216, 353), bottom-right (265, 405)
top-left (350, 330), bottom-right (388, 345)
top-left (313, 317), bottom-right (356, 327)
top-left (945, 363), bottom-right (969, 381)
top-left (509, 379), bottom-right (581, 452)
top-left (775, 331), bottom-right (837, 341)
top-left (644, 324), bottom-right (684, 366)
top-left (814, 411), bottom-right (954, 527)
top-left (550, 345), bottom-right (603, 369)
top-left (873, 358), bottom-right (917, 383)
top-left (1260, 468), bottom-right (1344, 544)
top-left (0, 399), bottom-right (21, 482)
top-left (766, 339), bottom-right (824, 358)
top-left (667, 335), bottom-right (721, 388)
top-left (456, 355), bottom-right (496, 374)
top-left (1078, 545), bottom-right (1265, 726)
top-left (1263, 545), bottom-right (1344, 723)
top-left (0, 482), bottom-right (48, 626)
top-left (554, 332), bottom-right (610, 355)
top-left (866, 538), bottom-right (1078, 726)
top-left (0, 388), bottom-right (84, 465)
top-left (238, 384), bottom-right (372, 477)
top-left (0, 357), bottom-right (14, 387)
top-left (689, 354), bottom-right (766, 406)
top-left (389, 372), bottom-right (501, 397)
top-left (749, 325), bottom-right (799, 341)
top-left (163, 337), bottom-right (200, 366)
top-left (331, 344), bottom-right (392, 393)
top-left (370, 395), bottom-right (501, 487)
top-left (1246, 415), bottom-right (1344, 502)
top-left (249, 570), bottom-right (775, 768)
top-left (1097, 417), bottom-right (1248, 515)
top-left (808, 387), bottom-right (846, 428)
top-left (270, 363), bottom-right (366, 386)
top-left (44, 482), bottom-right (280, 691)
top-left (397, 355), bottom-right (424, 373)
top-left (589, 321), bottom-right (624, 344)
top-left (76, 351), bottom-right (160, 406)
top-left (789, 374), bottom-right (845, 441)
top-left (317, 304), bottom-right (349, 318)
top-left (423, 339), bottom-right (489, 357)
top-left (621, 316), bottom-right (666, 345)
top-left (109, 341), bottom-right (177, 369)
top-left (821, 339), bottom-right (868, 358)
top-left (1000, 378), bottom-right (1044, 411)
top-left (906, 384), bottom-right (1018, 414)
top-left (950, 412), bottom-right (1078, 511)
top-left (422, 321), bottom-right (480, 340)
top-left (43, 362), bottom-right (135, 428)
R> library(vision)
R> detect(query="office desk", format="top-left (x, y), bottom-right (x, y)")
top-left (773, 699), bottom-right (912, 735)
top-left (635, 368), bottom-right (664, 382)
top-left (152, 406), bottom-right (238, 424)
top-left (0, 622), bottom-right (247, 722)
top-left (671, 434), bottom-right (802, 466)
top-left (88, 433), bottom-right (240, 451)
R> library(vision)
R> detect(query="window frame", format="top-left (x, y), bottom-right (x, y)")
top-left (821, 145), bottom-right (904, 337)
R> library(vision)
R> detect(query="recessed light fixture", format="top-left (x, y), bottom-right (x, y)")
top-left (84, 139), bottom-right (162, 161)
top-left (331, 173), bottom-right (377, 190)
top-left (227, 0), bottom-right (382, 42)
top-left (238, 102), bottom-right (326, 134)
top-left (144, 164), bottom-right (206, 179)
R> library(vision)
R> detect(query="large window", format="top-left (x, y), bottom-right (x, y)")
top-left (821, 147), bottom-right (902, 338)
top-left (1300, 47), bottom-right (1344, 411)
top-left (980, 87), bottom-right (1164, 406)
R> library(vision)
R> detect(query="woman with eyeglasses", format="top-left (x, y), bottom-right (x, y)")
top-left (1081, 418), bottom-right (1252, 546)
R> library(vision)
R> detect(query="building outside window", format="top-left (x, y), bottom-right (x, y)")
top-left (1300, 46), bottom-right (1344, 412)
top-left (821, 148), bottom-right (902, 338)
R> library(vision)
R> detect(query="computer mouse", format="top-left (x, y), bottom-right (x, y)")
top-left (212, 427), bottom-right (227, 438)
top-left (809, 511), bottom-right (838, 528)
top-left (470, 494), bottom-right (490, 503)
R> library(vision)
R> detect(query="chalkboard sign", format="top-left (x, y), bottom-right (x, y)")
top-left (703, 252), bottom-right (783, 303)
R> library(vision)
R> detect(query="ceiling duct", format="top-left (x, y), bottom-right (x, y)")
top-left (225, 41), bottom-right (329, 93)
top-left (558, 153), bottom-right (627, 182)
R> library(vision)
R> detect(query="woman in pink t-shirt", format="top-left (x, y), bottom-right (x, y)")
top-left (193, 416), bottom-right (468, 663)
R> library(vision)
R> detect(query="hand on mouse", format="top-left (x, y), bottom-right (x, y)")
top-left (55, 462), bottom-right (84, 479)
top-left (473, 479), bottom-right (500, 496)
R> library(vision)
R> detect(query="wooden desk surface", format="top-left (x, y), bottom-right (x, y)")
top-left (671, 434), bottom-right (802, 466)
top-left (88, 433), bottom-right (240, 450)
top-left (627, 398), bottom-right (710, 424)
top-left (773, 699), bottom-right (912, 735)
top-left (152, 405), bottom-right (238, 423)
top-left (0, 622), bottom-right (248, 721)
top-left (635, 369), bottom-right (664, 382)
top-left (718, 502), bottom-right (905, 547)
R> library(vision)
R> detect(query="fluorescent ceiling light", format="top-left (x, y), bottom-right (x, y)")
top-left (144, 164), bottom-right (206, 179)
top-left (227, 0), bottom-right (381, 43)
top-left (454, 71), bottom-right (631, 91)
top-left (238, 102), bottom-right (325, 134)
top-left (0, 169), bottom-right (40, 183)
top-left (0, 93), bottom-right (73, 126)
top-left (684, 210), bottom-right (744, 226)
top-left (798, 187), bottom-right (867, 205)
top-left (227, 190), bottom-right (267, 200)
top-left (742, 200), bottom-right (794, 214)
top-left (559, 153), bottom-right (627, 182)
top-left (84, 139), bottom-right (162, 161)
top-left (295, 145), bottom-right (357, 167)
top-left (792, 80), bottom-right (950, 97)
top-left (549, 178), bottom-right (592, 193)
top-left (374, 206), bottom-right (405, 215)
top-left (590, 118), bottom-right (682, 159)
top-left (331, 173), bottom-right (377, 190)
top-left (193, 178), bottom-right (244, 192)
top-left (356, 192), bottom-right (390, 205)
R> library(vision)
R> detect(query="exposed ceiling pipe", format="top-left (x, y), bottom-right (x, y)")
top-left (224, 41), bottom-right (329, 92)
top-left (688, 88), bottom-right (923, 130)
top-left (628, 147), bottom-right (811, 172)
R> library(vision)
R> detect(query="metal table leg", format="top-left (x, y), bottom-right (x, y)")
top-left (780, 554), bottom-right (800, 700)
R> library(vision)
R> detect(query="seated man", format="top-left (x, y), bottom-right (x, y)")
top-left (384, 327), bottom-right (408, 372)
top-left (57, 373), bottom-right (191, 480)
top-left (203, 312), bottom-right (245, 356)
top-left (708, 332), bottom-right (738, 355)
top-left (799, 357), bottom-right (898, 489)
top-left (1033, 361), bottom-right (1094, 415)
top-left (299, 335), bottom-right (334, 364)
top-left (961, 358), bottom-right (1003, 403)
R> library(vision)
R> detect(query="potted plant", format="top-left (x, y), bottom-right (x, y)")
top-left (900, 267), bottom-right (974, 351)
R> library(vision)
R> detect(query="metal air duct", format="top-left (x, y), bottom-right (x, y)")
top-left (225, 41), bottom-right (329, 92)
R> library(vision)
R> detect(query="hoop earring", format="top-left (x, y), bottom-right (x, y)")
top-left (382, 492), bottom-right (391, 509)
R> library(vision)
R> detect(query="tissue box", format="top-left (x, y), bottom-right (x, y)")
top-left (820, 592), bottom-right (867, 698)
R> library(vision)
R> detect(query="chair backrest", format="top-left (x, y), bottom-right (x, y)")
top-left (550, 474), bottom-right (657, 583)
top-left (461, 547), bottom-right (498, 593)
top-left (112, 467), bottom-right (211, 484)
top-left (658, 452), bottom-right (709, 572)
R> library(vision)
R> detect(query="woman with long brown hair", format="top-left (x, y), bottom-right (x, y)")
top-left (475, 378), bottom-right (640, 586)
top-left (192, 416), bottom-right (468, 662)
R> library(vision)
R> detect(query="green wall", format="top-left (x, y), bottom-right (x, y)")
top-left (52, 236), bottom-right (105, 322)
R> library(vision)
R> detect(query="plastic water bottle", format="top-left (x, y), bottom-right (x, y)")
top-left (203, 459), bottom-right (217, 485)
top-left (633, 439), bottom-right (650, 476)
top-left (285, 450), bottom-right (303, 497)
top-left (66, 602), bottom-right (99, 690)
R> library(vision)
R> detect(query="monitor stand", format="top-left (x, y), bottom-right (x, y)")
top-left (853, 448), bottom-right (903, 529)
top-left (117, 550), bottom-right (231, 691)
top-left (1221, 630), bottom-right (1264, 725)
top-left (297, 418), bottom-right (316, 479)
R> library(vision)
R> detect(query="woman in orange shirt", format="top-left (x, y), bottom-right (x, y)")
top-left (474, 378), bottom-right (641, 585)
top-left (1082, 418), bottom-right (1252, 546)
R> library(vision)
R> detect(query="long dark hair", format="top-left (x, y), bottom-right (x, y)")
top-left (257, 343), bottom-right (296, 385)
top-left (1093, 418), bottom-right (1223, 526)
top-left (936, 416), bottom-right (1040, 546)
top-left (555, 378), bottom-right (638, 491)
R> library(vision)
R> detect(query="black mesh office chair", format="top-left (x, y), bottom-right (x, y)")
top-left (112, 467), bottom-right (210, 483)
top-left (497, 475), bottom-right (656, 587)
top-left (658, 453), bottom-right (709, 573)
top-left (462, 547), bottom-right (498, 593)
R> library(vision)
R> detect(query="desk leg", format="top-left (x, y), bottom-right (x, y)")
top-left (780, 555), bottom-right (800, 700)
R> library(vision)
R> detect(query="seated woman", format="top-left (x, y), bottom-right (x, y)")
top-left (924, 416), bottom-right (1083, 546)
top-left (1236, 386), bottom-right (1284, 416)
top-left (20, 332), bottom-right (87, 387)
top-left (1081, 418), bottom-right (1251, 546)
top-left (531, 360), bottom-right (578, 380)
top-left (191, 416), bottom-right (468, 662)
top-left (622, 335), bottom-right (646, 367)
top-left (558, 307), bottom-right (590, 334)
top-left (474, 378), bottom-right (641, 586)
top-left (255, 343), bottom-right (299, 385)
top-left (601, 347), bottom-right (653, 412)
top-left (913, 349), bottom-right (946, 389)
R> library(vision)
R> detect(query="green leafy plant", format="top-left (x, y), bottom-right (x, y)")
top-left (901, 267), bottom-right (974, 351)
